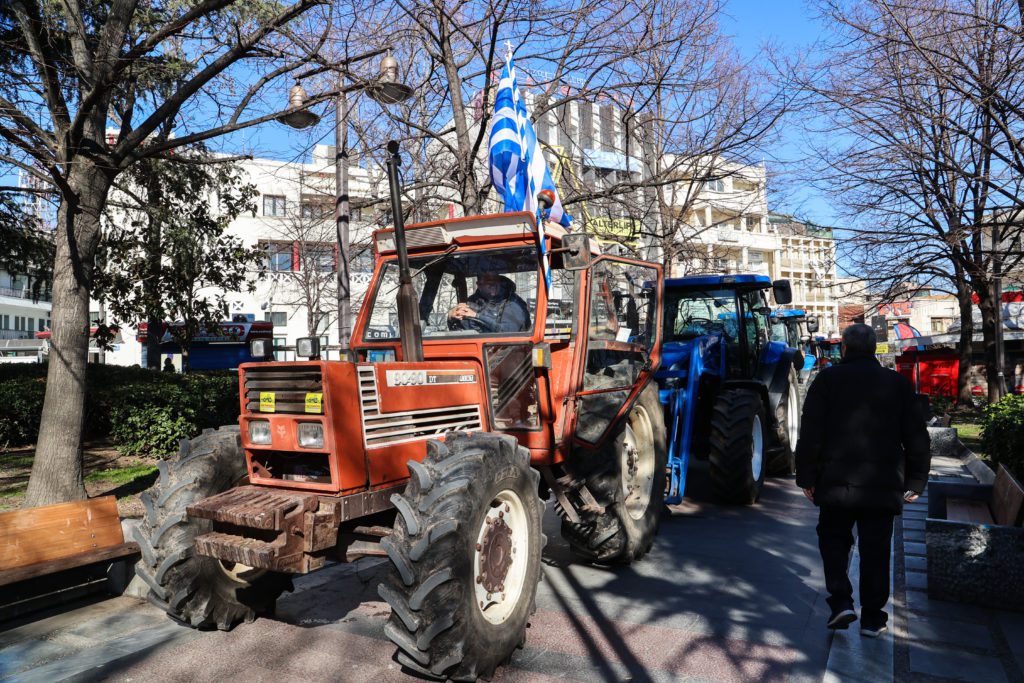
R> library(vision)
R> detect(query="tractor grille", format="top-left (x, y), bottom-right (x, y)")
top-left (244, 365), bottom-right (323, 413)
top-left (357, 365), bottom-right (482, 448)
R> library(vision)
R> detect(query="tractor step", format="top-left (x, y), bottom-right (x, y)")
top-left (194, 531), bottom-right (278, 567)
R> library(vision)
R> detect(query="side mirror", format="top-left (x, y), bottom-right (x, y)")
top-left (772, 279), bottom-right (793, 305)
top-left (558, 233), bottom-right (594, 270)
top-left (806, 317), bottom-right (819, 334)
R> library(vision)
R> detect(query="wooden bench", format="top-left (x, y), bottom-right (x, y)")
top-left (946, 464), bottom-right (1024, 527)
top-left (0, 496), bottom-right (139, 619)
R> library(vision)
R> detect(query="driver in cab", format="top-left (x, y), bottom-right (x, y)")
top-left (447, 273), bottom-right (530, 333)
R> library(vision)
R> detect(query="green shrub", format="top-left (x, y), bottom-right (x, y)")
top-left (0, 363), bottom-right (241, 455)
top-left (980, 393), bottom-right (1024, 478)
top-left (0, 376), bottom-right (45, 447)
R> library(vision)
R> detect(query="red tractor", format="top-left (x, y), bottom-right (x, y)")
top-left (135, 143), bottom-right (667, 680)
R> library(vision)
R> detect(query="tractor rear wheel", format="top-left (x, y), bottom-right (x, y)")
top-left (767, 368), bottom-right (801, 476)
top-left (379, 432), bottom-right (544, 681)
top-left (133, 426), bottom-right (291, 630)
top-left (562, 383), bottom-right (667, 563)
top-left (708, 389), bottom-right (767, 505)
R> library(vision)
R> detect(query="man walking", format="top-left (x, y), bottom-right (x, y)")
top-left (796, 323), bottom-right (930, 637)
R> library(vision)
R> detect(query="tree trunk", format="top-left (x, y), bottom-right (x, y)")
top-left (25, 164), bottom-right (112, 507)
top-left (976, 285), bottom-right (1001, 403)
top-left (955, 280), bottom-right (975, 405)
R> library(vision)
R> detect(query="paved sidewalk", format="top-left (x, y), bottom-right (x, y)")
top-left (892, 455), bottom-right (1024, 683)
top-left (0, 473), bottom-right (833, 683)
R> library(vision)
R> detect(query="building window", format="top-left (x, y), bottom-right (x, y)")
top-left (38, 318), bottom-right (45, 331)
top-left (931, 317), bottom-right (953, 334)
top-left (273, 336), bottom-right (288, 362)
top-left (351, 206), bottom-right (363, 221)
top-left (263, 195), bottom-right (287, 217)
top-left (264, 242), bottom-right (293, 271)
top-left (748, 250), bottom-right (764, 265)
top-left (0, 314), bottom-right (8, 329)
top-left (265, 311), bottom-right (288, 327)
top-left (705, 178), bottom-right (725, 192)
top-left (301, 201), bottom-right (331, 219)
top-left (305, 244), bottom-right (335, 272)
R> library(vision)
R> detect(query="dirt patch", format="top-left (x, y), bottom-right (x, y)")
top-left (0, 442), bottom-right (159, 518)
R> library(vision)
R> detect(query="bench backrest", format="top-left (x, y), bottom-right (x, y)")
top-left (992, 464), bottom-right (1024, 527)
top-left (0, 496), bottom-right (125, 571)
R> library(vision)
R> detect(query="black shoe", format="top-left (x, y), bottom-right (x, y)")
top-left (827, 608), bottom-right (857, 629)
top-left (860, 616), bottom-right (888, 637)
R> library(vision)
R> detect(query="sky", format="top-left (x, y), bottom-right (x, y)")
top-left (721, 0), bottom-right (839, 226)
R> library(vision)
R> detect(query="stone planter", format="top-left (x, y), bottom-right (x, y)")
top-left (926, 481), bottom-right (1024, 612)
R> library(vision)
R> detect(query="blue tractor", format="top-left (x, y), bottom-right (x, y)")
top-left (770, 309), bottom-right (820, 382)
top-left (657, 275), bottom-right (803, 505)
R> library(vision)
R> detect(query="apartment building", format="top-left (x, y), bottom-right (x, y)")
top-left (771, 215), bottom-right (839, 336)
top-left (0, 268), bottom-right (50, 362)
top-left (102, 145), bottom-right (385, 366)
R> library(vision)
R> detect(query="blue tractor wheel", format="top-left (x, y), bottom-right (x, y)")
top-left (708, 388), bottom-right (767, 505)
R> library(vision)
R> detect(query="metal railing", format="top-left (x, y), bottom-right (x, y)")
top-left (0, 285), bottom-right (51, 302)
top-left (0, 330), bottom-right (35, 340)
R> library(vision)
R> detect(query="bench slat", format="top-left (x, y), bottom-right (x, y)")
top-left (992, 464), bottom-right (1024, 527)
top-left (946, 497), bottom-right (995, 524)
top-left (0, 542), bottom-right (139, 588)
top-left (0, 497), bottom-right (126, 571)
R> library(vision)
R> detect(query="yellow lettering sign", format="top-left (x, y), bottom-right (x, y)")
top-left (305, 392), bottom-right (323, 414)
top-left (876, 342), bottom-right (890, 354)
top-left (259, 392), bottom-right (275, 412)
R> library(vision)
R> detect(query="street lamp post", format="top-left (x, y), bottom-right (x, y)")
top-left (278, 51), bottom-right (413, 360)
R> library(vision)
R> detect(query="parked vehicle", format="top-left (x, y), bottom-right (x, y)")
top-left (136, 143), bottom-right (667, 681)
top-left (656, 275), bottom-right (801, 505)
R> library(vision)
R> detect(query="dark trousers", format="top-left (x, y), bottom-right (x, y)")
top-left (817, 506), bottom-right (894, 621)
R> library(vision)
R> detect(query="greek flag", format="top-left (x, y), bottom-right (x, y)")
top-left (488, 51), bottom-right (572, 291)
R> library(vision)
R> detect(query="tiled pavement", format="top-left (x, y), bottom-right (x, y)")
top-left (892, 455), bottom-right (1024, 683)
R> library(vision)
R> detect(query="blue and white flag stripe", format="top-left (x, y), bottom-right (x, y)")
top-left (488, 50), bottom-right (572, 292)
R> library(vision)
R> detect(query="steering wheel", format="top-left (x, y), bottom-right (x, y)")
top-left (447, 314), bottom-right (492, 333)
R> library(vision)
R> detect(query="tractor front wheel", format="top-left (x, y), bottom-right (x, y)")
top-left (379, 432), bottom-right (544, 681)
top-left (133, 426), bottom-right (292, 630)
top-left (767, 368), bottom-right (801, 476)
top-left (708, 389), bottom-right (767, 505)
top-left (562, 383), bottom-right (667, 563)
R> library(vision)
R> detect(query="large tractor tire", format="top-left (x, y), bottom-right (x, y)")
top-left (379, 432), bottom-right (544, 681)
top-left (562, 383), bottom-right (667, 564)
top-left (708, 388), bottom-right (767, 505)
top-left (134, 426), bottom-right (291, 630)
top-left (767, 368), bottom-right (801, 476)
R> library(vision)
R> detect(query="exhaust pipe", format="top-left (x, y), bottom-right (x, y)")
top-left (385, 140), bottom-right (424, 362)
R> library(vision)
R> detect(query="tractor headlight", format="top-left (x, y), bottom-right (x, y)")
top-left (297, 422), bottom-right (324, 449)
top-left (249, 420), bottom-right (272, 445)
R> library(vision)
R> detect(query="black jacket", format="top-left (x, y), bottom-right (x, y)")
top-left (795, 353), bottom-right (931, 513)
top-left (463, 277), bottom-right (530, 333)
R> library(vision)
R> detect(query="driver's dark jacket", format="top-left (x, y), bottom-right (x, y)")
top-left (464, 278), bottom-right (530, 333)
top-left (795, 353), bottom-right (930, 513)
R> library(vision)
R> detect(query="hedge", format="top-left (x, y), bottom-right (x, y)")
top-left (0, 363), bottom-right (240, 457)
top-left (980, 393), bottom-right (1024, 478)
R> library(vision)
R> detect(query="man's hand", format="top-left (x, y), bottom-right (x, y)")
top-left (802, 487), bottom-right (815, 503)
top-left (447, 303), bottom-right (477, 321)
top-left (904, 491), bottom-right (920, 503)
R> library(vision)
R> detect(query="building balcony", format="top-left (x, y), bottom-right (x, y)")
top-left (0, 285), bottom-right (51, 302)
top-left (0, 330), bottom-right (35, 340)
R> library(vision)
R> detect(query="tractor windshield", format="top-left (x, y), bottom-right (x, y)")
top-left (664, 288), bottom-right (740, 343)
top-left (363, 247), bottom-right (539, 340)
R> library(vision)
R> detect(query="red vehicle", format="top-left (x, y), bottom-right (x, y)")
top-left (136, 145), bottom-right (667, 681)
